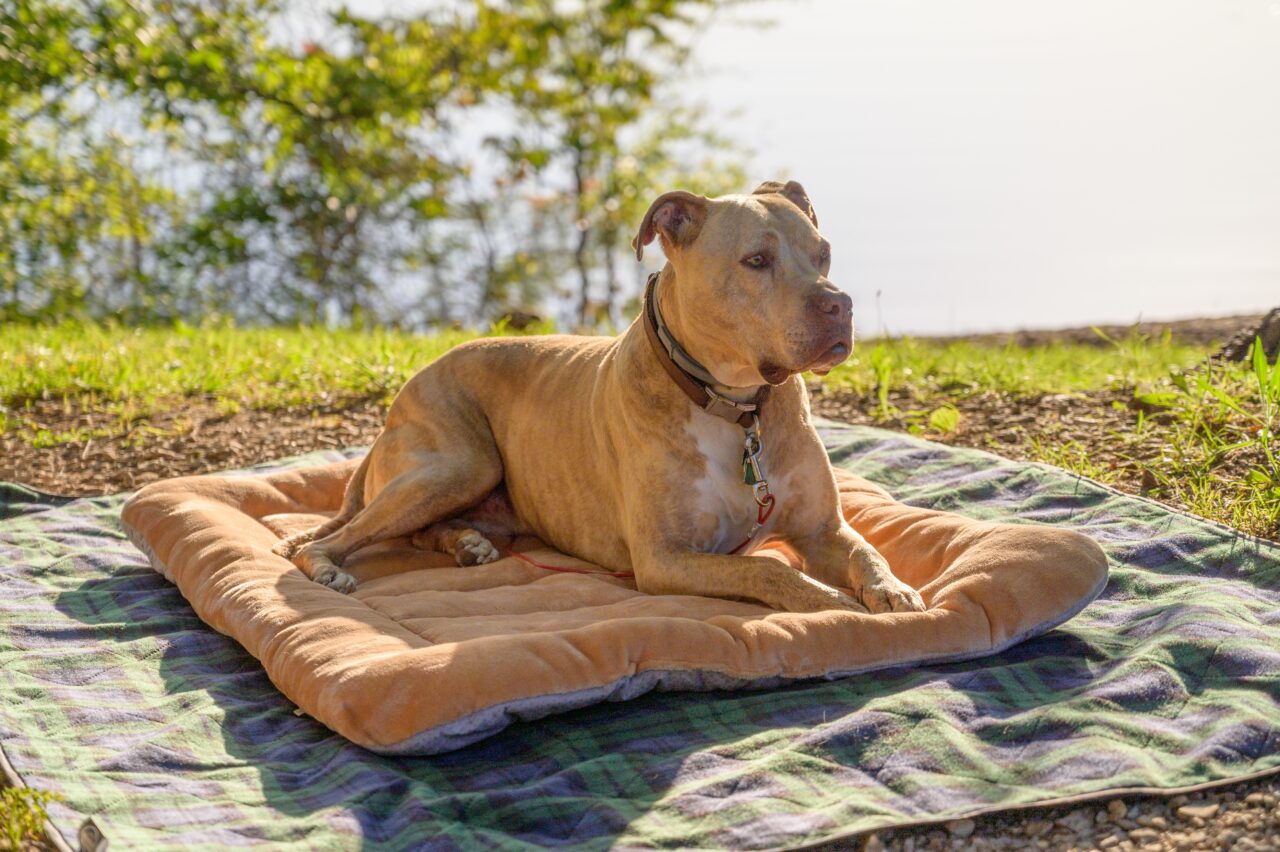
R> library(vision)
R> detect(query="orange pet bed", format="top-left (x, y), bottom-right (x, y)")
top-left (122, 457), bottom-right (1107, 755)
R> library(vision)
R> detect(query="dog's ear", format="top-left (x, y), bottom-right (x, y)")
top-left (752, 179), bottom-right (818, 228)
top-left (632, 191), bottom-right (709, 261)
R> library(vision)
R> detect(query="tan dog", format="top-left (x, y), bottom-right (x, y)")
top-left (275, 181), bottom-right (924, 615)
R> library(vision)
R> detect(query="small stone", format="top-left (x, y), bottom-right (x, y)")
top-left (1129, 828), bottom-right (1159, 843)
top-left (1170, 795), bottom-right (1189, 808)
top-left (1099, 835), bottom-right (1120, 849)
top-left (1058, 810), bottom-right (1093, 834)
top-left (1245, 792), bottom-right (1267, 806)
top-left (946, 818), bottom-right (975, 839)
top-left (1107, 799), bottom-right (1128, 822)
top-left (1025, 819), bottom-right (1051, 837)
top-left (1096, 809), bottom-right (1110, 824)
top-left (863, 832), bottom-right (885, 852)
top-left (1148, 816), bottom-right (1168, 830)
top-left (1177, 803), bottom-right (1219, 821)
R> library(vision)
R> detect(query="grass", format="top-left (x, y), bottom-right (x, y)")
top-left (821, 332), bottom-right (1209, 401)
top-left (1128, 345), bottom-right (1280, 537)
top-left (1, 320), bottom-right (1204, 418)
top-left (2, 320), bottom-right (1277, 538)
top-left (1, 320), bottom-right (489, 412)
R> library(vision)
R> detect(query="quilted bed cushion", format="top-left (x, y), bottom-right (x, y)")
top-left (121, 458), bottom-right (1108, 755)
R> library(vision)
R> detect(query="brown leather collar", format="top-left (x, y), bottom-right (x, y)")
top-left (642, 272), bottom-right (769, 428)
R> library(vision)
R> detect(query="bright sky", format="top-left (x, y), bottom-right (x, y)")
top-left (335, 0), bottom-right (1280, 334)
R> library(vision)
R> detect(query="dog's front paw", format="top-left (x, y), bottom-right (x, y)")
top-left (314, 566), bottom-right (357, 594)
top-left (849, 542), bottom-right (925, 614)
top-left (292, 544), bottom-right (357, 594)
top-left (272, 534), bottom-right (304, 560)
top-left (858, 576), bottom-right (925, 614)
top-left (455, 530), bottom-right (500, 566)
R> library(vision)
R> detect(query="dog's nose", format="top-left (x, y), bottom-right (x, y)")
top-left (811, 289), bottom-right (851, 319)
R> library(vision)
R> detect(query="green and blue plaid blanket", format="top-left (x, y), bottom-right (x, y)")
top-left (2, 421), bottom-right (1278, 850)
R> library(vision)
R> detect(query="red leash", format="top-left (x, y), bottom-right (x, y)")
top-left (728, 492), bottom-right (776, 554)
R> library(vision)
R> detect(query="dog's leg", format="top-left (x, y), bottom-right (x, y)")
top-left (273, 451), bottom-right (373, 560)
top-left (293, 451), bottom-right (501, 593)
top-left (634, 549), bottom-right (870, 614)
top-left (413, 520), bottom-right (501, 566)
top-left (788, 522), bottom-right (925, 614)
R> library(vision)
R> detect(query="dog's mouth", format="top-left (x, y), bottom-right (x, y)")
top-left (798, 337), bottom-right (849, 376)
top-left (758, 340), bottom-right (852, 383)
top-left (806, 341), bottom-right (852, 376)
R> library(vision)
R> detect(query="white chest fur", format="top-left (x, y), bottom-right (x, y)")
top-left (684, 412), bottom-right (781, 553)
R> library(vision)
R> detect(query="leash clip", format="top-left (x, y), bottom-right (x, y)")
top-left (730, 415), bottom-right (778, 554)
top-left (742, 414), bottom-right (774, 508)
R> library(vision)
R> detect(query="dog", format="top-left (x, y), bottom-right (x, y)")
top-left (275, 180), bottom-right (925, 615)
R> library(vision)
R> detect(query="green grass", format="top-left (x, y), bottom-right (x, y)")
top-left (822, 332), bottom-right (1210, 400)
top-left (1127, 346), bottom-right (1280, 537)
top-left (1, 321), bottom-right (490, 412)
top-left (1, 321), bottom-right (1206, 416)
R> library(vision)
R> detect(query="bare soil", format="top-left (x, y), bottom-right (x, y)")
top-left (3, 315), bottom-right (1278, 852)
top-left (2, 397), bottom-right (387, 495)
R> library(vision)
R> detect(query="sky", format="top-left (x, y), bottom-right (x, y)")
top-left (334, 0), bottom-right (1280, 334)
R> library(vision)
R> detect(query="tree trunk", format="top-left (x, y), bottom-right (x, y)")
top-left (572, 152), bottom-right (592, 329)
top-left (1215, 308), bottom-right (1280, 363)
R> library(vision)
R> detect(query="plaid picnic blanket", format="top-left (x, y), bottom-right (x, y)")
top-left (1, 420), bottom-right (1278, 850)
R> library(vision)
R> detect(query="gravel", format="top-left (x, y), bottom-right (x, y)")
top-left (852, 773), bottom-right (1280, 849)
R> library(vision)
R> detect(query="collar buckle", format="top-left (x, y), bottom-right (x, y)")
top-left (702, 387), bottom-right (758, 421)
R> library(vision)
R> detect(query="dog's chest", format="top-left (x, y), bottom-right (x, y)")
top-left (685, 415), bottom-right (783, 553)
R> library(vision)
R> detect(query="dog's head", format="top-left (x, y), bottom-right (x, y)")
top-left (633, 180), bottom-right (852, 388)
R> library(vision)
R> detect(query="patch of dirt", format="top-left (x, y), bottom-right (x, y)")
top-left (1, 397), bottom-right (388, 495)
top-left (813, 387), bottom-right (1143, 464)
top-left (810, 386), bottom-right (1278, 543)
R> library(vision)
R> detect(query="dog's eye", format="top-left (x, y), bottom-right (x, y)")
top-left (742, 254), bottom-right (769, 270)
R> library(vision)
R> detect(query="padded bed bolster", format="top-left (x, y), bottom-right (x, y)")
top-left (121, 460), bottom-right (1108, 755)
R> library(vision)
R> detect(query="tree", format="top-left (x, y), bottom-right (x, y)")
top-left (0, 0), bottom-right (750, 327)
top-left (489, 0), bottom-right (747, 328)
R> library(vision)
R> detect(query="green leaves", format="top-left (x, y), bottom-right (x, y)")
top-left (1, 787), bottom-right (62, 851)
top-left (1, 0), bottom-right (745, 326)
top-left (1252, 335), bottom-right (1280, 407)
top-left (927, 405), bottom-right (961, 434)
